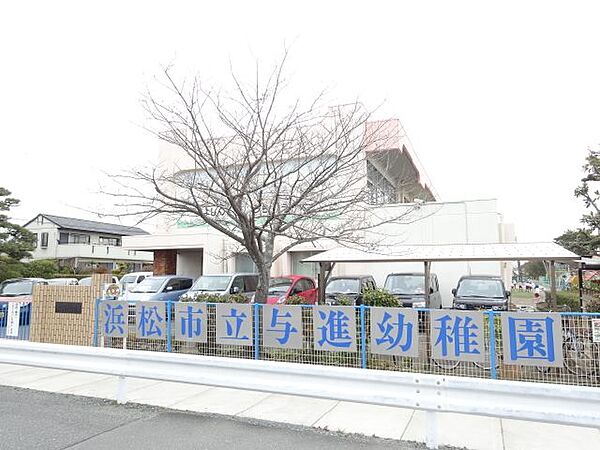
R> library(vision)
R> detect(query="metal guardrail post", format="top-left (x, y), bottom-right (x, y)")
top-left (254, 303), bottom-right (260, 360)
top-left (360, 304), bottom-right (367, 369)
top-left (166, 300), bottom-right (172, 353)
top-left (488, 311), bottom-right (497, 380)
top-left (93, 298), bottom-right (100, 347)
top-left (425, 410), bottom-right (439, 449)
top-left (116, 375), bottom-right (127, 404)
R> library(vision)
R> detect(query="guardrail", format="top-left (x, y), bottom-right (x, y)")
top-left (0, 339), bottom-right (598, 449)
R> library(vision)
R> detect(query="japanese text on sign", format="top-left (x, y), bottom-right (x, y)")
top-left (501, 313), bottom-right (563, 367)
top-left (216, 303), bottom-right (253, 346)
top-left (370, 307), bottom-right (419, 357)
top-left (430, 310), bottom-right (485, 362)
top-left (101, 301), bottom-right (128, 338)
top-left (262, 305), bottom-right (303, 349)
top-left (175, 302), bottom-right (207, 342)
top-left (313, 306), bottom-right (357, 352)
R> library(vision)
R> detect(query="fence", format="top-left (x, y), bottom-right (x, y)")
top-left (94, 301), bottom-right (600, 388)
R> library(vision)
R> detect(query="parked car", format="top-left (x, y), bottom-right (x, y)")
top-left (0, 278), bottom-right (47, 301)
top-left (120, 271), bottom-right (153, 293)
top-left (452, 275), bottom-right (510, 311)
top-left (180, 273), bottom-right (259, 301)
top-left (266, 275), bottom-right (318, 304)
top-left (123, 276), bottom-right (194, 303)
top-left (325, 275), bottom-right (376, 305)
top-left (78, 276), bottom-right (119, 286)
top-left (384, 272), bottom-right (442, 308)
top-left (46, 278), bottom-right (78, 286)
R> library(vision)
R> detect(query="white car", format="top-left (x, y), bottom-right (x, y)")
top-left (46, 278), bottom-right (78, 286)
top-left (120, 271), bottom-right (153, 293)
top-left (78, 275), bottom-right (119, 286)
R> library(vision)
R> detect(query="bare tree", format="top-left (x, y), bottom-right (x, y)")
top-left (111, 55), bottom-right (427, 302)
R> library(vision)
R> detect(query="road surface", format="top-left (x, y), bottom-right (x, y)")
top-left (0, 386), bottom-right (433, 449)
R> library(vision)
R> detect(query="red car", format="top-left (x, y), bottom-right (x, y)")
top-left (266, 275), bottom-right (318, 304)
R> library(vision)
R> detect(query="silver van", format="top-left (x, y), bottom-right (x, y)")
top-left (180, 273), bottom-right (259, 301)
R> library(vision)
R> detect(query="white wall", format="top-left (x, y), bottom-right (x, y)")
top-left (323, 199), bottom-right (504, 307)
top-left (176, 250), bottom-right (203, 279)
top-left (125, 198), bottom-right (511, 308)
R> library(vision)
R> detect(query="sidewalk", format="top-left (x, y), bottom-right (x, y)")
top-left (0, 363), bottom-right (598, 450)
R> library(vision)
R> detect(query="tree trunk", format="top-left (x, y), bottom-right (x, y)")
top-left (252, 238), bottom-right (275, 304)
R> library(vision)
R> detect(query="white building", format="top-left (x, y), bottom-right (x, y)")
top-left (122, 118), bottom-right (516, 306)
top-left (25, 214), bottom-right (153, 272)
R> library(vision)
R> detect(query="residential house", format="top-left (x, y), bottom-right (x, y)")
top-left (24, 214), bottom-right (153, 272)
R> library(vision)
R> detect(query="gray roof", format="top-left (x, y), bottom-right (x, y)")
top-left (302, 242), bottom-right (579, 263)
top-left (29, 214), bottom-right (148, 236)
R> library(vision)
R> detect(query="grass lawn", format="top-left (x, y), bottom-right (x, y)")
top-left (510, 290), bottom-right (534, 300)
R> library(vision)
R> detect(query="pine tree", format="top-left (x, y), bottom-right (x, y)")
top-left (0, 187), bottom-right (36, 281)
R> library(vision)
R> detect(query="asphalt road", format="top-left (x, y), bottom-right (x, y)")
top-left (0, 386), bottom-right (432, 450)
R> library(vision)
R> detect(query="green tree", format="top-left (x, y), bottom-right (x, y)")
top-left (0, 188), bottom-right (35, 281)
top-left (22, 259), bottom-right (58, 279)
top-left (521, 260), bottom-right (546, 279)
top-left (554, 228), bottom-right (600, 256)
top-left (555, 148), bottom-right (600, 256)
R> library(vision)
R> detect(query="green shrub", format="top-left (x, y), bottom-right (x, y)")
top-left (181, 293), bottom-right (221, 303)
top-left (228, 293), bottom-right (249, 304)
top-left (22, 259), bottom-right (57, 279)
top-left (362, 289), bottom-right (398, 307)
top-left (555, 290), bottom-right (582, 312)
top-left (584, 297), bottom-right (600, 313)
top-left (286, 295), bottom-right (313, 305)
top-left (181, 292), bottom-right (248, 303)
top-left (333, 294), bottom-right (354, 306)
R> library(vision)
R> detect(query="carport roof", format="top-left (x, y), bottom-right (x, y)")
top-left (301, 242), bottom-right (578, 263)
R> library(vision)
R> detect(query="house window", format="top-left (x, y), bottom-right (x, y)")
top-left (69, 233), bottom-right (90, 244)
top-left (40, 232), bottom-right (49, 248)
top-left (99, 236), bottom-right (120, 246)
top-left (59, 232), bottom-right (69, 244)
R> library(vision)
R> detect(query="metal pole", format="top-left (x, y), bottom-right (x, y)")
top-left (549, 260), bottom-right (557, 308)
top-left (93, 298), bottom-right (100, 347)
top-left (166, 300), bottom-right (172, 353)
top-left (425, 410), bottom-right (439, 449)
top-left (424, 261), bottom-right (431, 308)
top-left (254, 303), bottom-right (260, 360)
top-left (488, 311), bottom-right (497, 380)
top-left (360, 304), bottom-right (367, 369)
top-left (578, 265), bottom-right (584, 312)
top-left (116, 375), bottom-right (127, 404)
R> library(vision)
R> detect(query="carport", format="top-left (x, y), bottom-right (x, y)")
top-left (302, 242), bottom-right (579, 308)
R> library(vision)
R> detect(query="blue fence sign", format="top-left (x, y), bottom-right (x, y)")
top-left (501, 312), bottom-right (563, 367)
top-left (136, 301), bottom-right (166, 339)
top-left (216, 303), bottom-right (253, 346)
top-left (101, 300), bottom-right (128, 338)
top-left (262, 305), bottom-right (303, 349)
top-left (430, 310), bottom-right (485, 362)
top-left (175, 302), bottom-right (207, 342)
top-left (313, 306), bottom-right (357, 352)
top-left (370, 307), bottom-right (419, 357)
